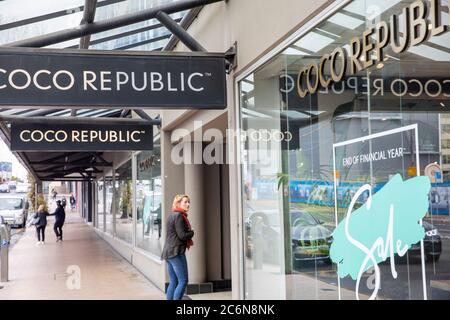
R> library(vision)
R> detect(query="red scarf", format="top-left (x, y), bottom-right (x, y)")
top-left (173, 207), bottom-right (194, 249)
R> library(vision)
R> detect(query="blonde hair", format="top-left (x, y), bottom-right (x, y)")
top-left (38, 204), bottom-right (45, 212)
top-left (172, 194), bottom-right (190, 210)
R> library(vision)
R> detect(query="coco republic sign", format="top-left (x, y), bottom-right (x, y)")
top-left (10, 123), bottom-right (153, 151)
top-left (0, 48), bottom-right (227, 109)
top-left (297, 0), bottom-right (450, 98)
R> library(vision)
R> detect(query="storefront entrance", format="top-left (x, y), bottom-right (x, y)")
top-left (238, 0), bottom-right (450, 300)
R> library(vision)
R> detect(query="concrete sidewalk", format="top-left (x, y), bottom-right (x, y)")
top-left (0, 211), bottom-right (165, 300)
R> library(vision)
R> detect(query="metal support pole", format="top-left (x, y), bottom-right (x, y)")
top-left (133, 109), bottom-right (153, 121)
top-left (156, 11), bottom-right (235, 72)
top-left (0, 221), bottom-right (10, 282)
top-left (163, 6), bottom-right (203, 51)
top-left (120, 109), bottom-right (130, 118)
top-left (156, 11), bottom-right (206, 52)
top-left (4, 0), bottom-right (224, 48)
top-left (34, 182), bottom-right (38, 212)
top-left (93, 181), bottom-right (97, 227)
top-left (79, 0), bottom-right (98, 49)
top-left (0, 115), bottom-right (160, 126)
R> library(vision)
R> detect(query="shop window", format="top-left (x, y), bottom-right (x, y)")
top-left (135, 141), bottom-right (162, 256)
top-left (115, 160), bottom-right (133, 244)
top-left (239, 0), bottom-right (450, 300)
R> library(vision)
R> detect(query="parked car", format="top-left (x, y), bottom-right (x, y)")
top-left (16, 183), bottom-right (30, 193)
top-left (0, 184), bottom-right (10, 193)
top-left (407, 221), bottom-right (442, 262)
top-left (7, 181), bottom-right (17, 192)
top-left (0, 194), bottom-right (29, 228)
top-left (245, 207), bottom-right (442, 267)
top-left (290, 210), bottom-right (333, 264)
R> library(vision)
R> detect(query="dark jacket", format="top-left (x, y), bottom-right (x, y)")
top-left (33, 210), bottom-right (50, 227)
top-left (161, 212), bottom-right (194, 260)
top-left (53, 205), bottom-right (66, 225)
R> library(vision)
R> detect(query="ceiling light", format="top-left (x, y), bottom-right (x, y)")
top-left (441, 102), bottom-right (446, 107)
top-left (377, 63), bottom-right (384, 69)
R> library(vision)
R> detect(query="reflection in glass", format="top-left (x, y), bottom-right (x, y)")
top-left (105, 179), bottom-right (114, 235)
top-left (136, 142), bottom-right (162, 256)
top-left (239, 0), bottom-right (450, 300)
top-left (115, 160), bottom-right (133, 244)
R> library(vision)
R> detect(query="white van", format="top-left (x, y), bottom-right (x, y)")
top-left (0, 194), bottom-right (29, 228)
top-left (0, 184), bottom-right (10, 193)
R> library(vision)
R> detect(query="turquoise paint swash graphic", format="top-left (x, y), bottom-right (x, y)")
top-left (329, 174), bottom-right (431, 300)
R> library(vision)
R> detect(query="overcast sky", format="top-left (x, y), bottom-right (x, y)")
top-left (0, 139), bottom-right (28, 181)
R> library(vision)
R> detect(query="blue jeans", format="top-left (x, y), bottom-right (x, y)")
top-left (166, 253), bottom-right (188, 300)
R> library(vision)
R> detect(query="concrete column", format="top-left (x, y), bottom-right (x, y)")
top-left (221, 164), bottom-right (232, 280)
top-left (161, 131), bottom-right (185, 243)
top-left (184, 141), bottom-right (206, 284)
top-left (204, 164), bottom-right (222, 281)
top-left (87, 182), bottom-right (93, 223)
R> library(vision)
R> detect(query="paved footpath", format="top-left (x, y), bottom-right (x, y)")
top-left (0, 211), bottom-right (165, 300)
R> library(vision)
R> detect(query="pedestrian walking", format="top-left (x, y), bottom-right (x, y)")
top-left (161, 194), bottom-right (194, 300)
top-left (51, 188), bottom-right (57, 201)
top-left (52, 200), bottom-right (66, 242)
top-left (32, 204), bottom-right (51, 245)
top-left (69, 193), bottom-right (76, 211)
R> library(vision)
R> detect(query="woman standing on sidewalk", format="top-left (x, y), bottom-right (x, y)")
top-left (161, 194), bottom-right (194, 300)
top-left (33, 204), bottom-right (50, 245)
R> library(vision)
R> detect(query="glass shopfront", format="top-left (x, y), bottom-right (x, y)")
top-left (136, 142), bottom-right (163, 256)
top-left (115, 159), bottom-right (133, 244)
top-left (239, 0), bottom-right (450, 300)
top-left (95, 143), bottom-right (163, 258)
top-left (105, 179), bottom-right (114, 235)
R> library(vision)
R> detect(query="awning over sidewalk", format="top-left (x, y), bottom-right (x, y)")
top-left (0, 108), bottom-right (126, 181)
top-left (0, 0), bottom-right (222, 181)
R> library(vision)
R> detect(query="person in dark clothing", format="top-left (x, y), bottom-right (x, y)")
top-left (51, 188), bottom-right (57, 201)
top-left (61, 197), bottom-right (67, 209)
top-left (53, 200), bottom-right (66, 242)
top-left (69, 193), bottom-right (76, 211)
top-left (161, 194), bottom-right (194, 300)
top-left (33, 204), bottom-right (51, 245)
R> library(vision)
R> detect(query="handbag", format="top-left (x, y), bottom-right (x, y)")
top-left (28, 215), bottom-right (40, 227)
